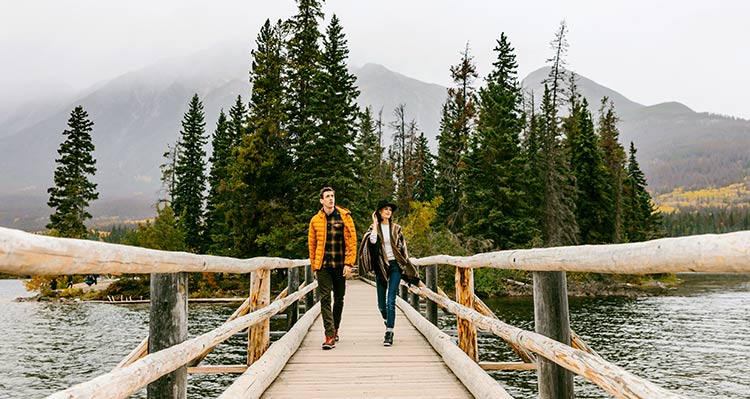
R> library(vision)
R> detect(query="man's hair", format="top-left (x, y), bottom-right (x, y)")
top-left (319, 186), bottom-right (334, 199)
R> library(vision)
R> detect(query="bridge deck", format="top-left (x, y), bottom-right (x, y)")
top-left (261, 280), bottom-right (473, 398)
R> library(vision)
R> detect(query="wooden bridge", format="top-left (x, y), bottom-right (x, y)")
top-left (2, 226), bottom-right (750, 398)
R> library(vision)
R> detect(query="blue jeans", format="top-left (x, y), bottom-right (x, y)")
top-left (376, 260), bottom-right (401, 329)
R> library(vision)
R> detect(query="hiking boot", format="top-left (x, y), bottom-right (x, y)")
top-left (322, 336), bottom-right (336, 350)
top-left (383, 331), bottom-right (393, 346)
top-left (334, 329), bottom-right (339, 342)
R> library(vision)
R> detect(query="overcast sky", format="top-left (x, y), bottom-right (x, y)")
top-left (2, 0), bottom-right (749, 119)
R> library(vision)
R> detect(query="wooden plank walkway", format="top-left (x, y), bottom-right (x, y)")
top-left (261, 280), bottom-right (473, 398)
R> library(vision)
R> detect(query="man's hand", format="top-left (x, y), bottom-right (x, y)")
top-left (343, 265), bottom-right (353, 279)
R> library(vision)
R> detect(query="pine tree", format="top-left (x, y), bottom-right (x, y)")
top-left (159, 143), bottom-right (180, 204)
top-left (205, 110), bottom-right (232, 253)
top-left (227, 95), bottom-right (248, 148)
top-left (47, 105), bottom-right (99, 238)
top-left (389, 105), bottom-right (420, 214)
top-left (564, 78), bottom-right (613, 244)
top-left (623, 142), bottom-right (662, 241)
top-left (435, 44), bottom-right (478, 230)
top-left (310, 13), bottom-right (360, 203)
top-left (538, 84), bottom-right (578, 246)
top-left (228, 19), bottom-right (294, 257)
top-left (286, 0), bottom-right (325, 217)
top-left (412, 132), bottom-right (436, 202)
top-left (463, 33), bottom-right (536, 249)
top-left (597, 97), bottom-right (627, 242)
top-left (352, 107), bottom-right (390, 227)
top-left (173, 94), bottom-right (208, 252)
top-left (374, 109), bottom-right (396, 201)
top-left (544, 20), bottom-right (570, 112)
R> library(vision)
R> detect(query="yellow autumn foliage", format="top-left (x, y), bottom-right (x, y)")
top-left (655, 180), bottom-right (750, 212)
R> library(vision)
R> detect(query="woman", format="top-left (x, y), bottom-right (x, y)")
top-left (358, 200), bottom-right (419, 346)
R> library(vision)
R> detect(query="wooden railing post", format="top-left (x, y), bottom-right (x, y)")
top-left (455, 266), bottom-right (478, 361)
top-left (426, 265), bottom-right (438, 325)
top-left (304, 264), bottom-right (314, 310)
top-left (248, 268), bottom-right (271, 365)
top-left (400, 284), bottom-right (409, 300)
top-left (147, 272), bottom-right (188, 399)
top-left (286, 266), bottom-right (300, 330)
top-left (533, 271), bottom-right (574, 399)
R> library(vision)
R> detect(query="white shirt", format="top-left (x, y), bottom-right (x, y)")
top-left (370, 223), bottom-right (396, 261)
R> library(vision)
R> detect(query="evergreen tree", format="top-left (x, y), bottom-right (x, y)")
top-left (173, 94), bottom-right (208, 252)
top-left (352, 107), bottom-right (391, 227)
top-left (286, 0), bottom-right (325, 225)
top-left (435, 44), bottom-right (478, 230)
top-left (227, 95), bottom-right (248, 148)
top-left (564, 78), bottom-right (613, 244)
top-left (47, 105), bottom-right (99, 238)
top-left (311, 13), bottom-right (360, 203)
top-left (623, 142), bottom-right (662, 241)
top-left (463, 33), bottom-right (536, 249)
top-left (228, 19), bottom-right (294, 257)
top-left (544, 20), bottom-right (570, 112)
top-left (159, 142), bottom-right (180, 204)
top-left (597, 97), bottom-right (627, 242)
top-left (374, 109), bottom-right (396, 201)
top-left (412, 132), bottom-right (436, 202)
top-left (538, 84), bottom-right (578, 246)
top-left (389, 105), bottom-right (421, 214)
top-left (205, 110), bottom-right (232, 253)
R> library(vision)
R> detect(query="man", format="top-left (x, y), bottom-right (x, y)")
top-left (308, 187), bottom-right (357, 349)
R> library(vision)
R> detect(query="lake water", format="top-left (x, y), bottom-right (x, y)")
top-left (1, 274), bottom-right (748, 398)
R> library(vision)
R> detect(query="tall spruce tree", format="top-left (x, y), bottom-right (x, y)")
top-left (538, 84), bottom-right (578, 246)
top-left (597, 97), bottom-right (627, 243)
top-left (435, 44), bottom-right (478, 230)
top-left (544, 20), bottom-right (570, 112)
top-left (286, 0), bottom-right (325, 242)
top-left (564, 78), bottom-right (613, 244)
top-left (47, 105), bottom-right (99, 238)
top-left (352, 107), bottom-right (389, 227)
top-left (173, 94), bottom-right (208, 252)
top-left (205, 110), bottom-right (232, 253)
top-left (311, 13), bottom-right (360, 203)
top-left (623, 142), bottom-right (662, 242)
top-left (463, 33), bottom-right (536, 249)
top-left (229, 19), bottom-right (294, 257)
top-left (228, 95), bottom-right (248, 148)
top-left (412, 132), bottom-right (436, 202)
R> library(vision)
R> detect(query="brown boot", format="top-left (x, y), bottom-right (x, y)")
top-left (322, 336), bottom-right (336, 350)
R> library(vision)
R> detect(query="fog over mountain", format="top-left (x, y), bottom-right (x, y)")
top-left (2, 43), bottom-right (749, 230)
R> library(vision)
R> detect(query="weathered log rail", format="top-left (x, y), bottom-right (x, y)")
top-left (3, 226), bottom-right (750, 398)
top-left (47, 282), bottom-right (317, 399)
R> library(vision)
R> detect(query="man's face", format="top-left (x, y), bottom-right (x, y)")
top-left (320, 190), bottom-right (335, 209)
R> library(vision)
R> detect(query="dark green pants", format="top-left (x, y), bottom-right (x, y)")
top-left (316, 267), bottom-right (346, 337)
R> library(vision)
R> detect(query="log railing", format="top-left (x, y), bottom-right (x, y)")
top-left (405, 232), bottom-right (750, 399)
top-left (4, 227), bottom-right (750, 398)
top-left (0, 227), bottom-right (314, 399)
top-left (47, 282), bottom-right (317, 399)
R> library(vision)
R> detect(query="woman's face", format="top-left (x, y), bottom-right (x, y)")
top-left (378, 206), bottom-right (393, 221)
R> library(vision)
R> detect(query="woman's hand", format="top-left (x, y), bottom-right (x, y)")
top-left (371, 211), bottom-right (378, 227)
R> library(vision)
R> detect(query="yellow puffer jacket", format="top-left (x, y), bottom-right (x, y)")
top-left (308, 206), bottom-right (357, 271)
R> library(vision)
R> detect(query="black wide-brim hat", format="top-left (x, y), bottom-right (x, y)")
top-left (376, 199), bottom-right (398, 213)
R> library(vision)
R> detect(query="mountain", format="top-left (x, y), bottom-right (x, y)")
top-left (2, 46), bottom-right (749, 230)
top-left (0, 48), bottom-right (447, 230)
top-left (522, 67), bottom-right (750, 192)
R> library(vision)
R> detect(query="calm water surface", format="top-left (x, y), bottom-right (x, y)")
top-left (1, 274), bottom-right (748, 398)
